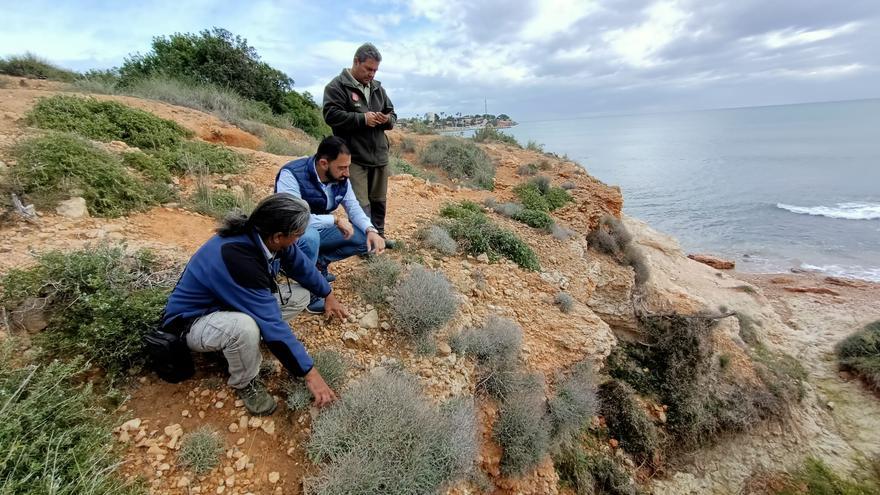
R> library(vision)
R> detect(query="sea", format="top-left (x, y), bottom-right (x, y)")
top-left (447, 99), bottom-right (880, 282)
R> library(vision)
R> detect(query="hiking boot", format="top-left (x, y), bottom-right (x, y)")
top-left (235, 378), bottom-right (276, 416)
top-left (306, 296), bottom-right (325, 314)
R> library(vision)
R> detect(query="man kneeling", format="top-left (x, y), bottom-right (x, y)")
top-left (161, 193), bottom-right (348, 415)
top-left (275, 136), bottom-right (386, 313)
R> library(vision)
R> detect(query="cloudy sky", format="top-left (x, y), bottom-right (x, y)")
top-left (2, 0), bottom-right (878, 120)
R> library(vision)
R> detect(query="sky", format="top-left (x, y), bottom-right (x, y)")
top-left (2, 0), bottom-right (879, 120)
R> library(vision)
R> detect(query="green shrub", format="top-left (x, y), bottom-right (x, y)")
top-left (26, 95), bottom-right (191, 149)
top-left (440, 200), bottom-right (484, 219)
top-left (545, 187), bottom-right (573, 210)
top-left (282, 90), bottom-right (331, 139)
top-left (151, 140), bottom-right (245, 175)
top-left (473, 126), bottom-right (519, 147)
top-left (517, 163), bottom-right (538, 176)
top-left (261, 133), bottom-right (313, 156)
top-left (351, 256), bottom-right (402, 305)
top-left (513, 208), bottom-right (554, 230)
top-left (492, 202), bottom-right (525, 218)
top-left (445, 211), bottom-right (540, 271)
top-left (452, 315), bottom-right (523, 368)
top-left (0, 246), bottom-right (175, 375)
top-left (400, 137), bottom-right (416, 153)
top-left (178, 427), bottom-right (224, 475)
top-left (188, 177), bottom-right (255, 218)
top-left (513, 179), bottom-right (572, 213)
top-left (417, 225), bottom-right (458, 255)
top-left (0, 53), bottom-right (78, 81)
top-left (555, 447), bottom-right (637, 495)
top-left (390, 156), bottom-right (432, 180)
top-left (836, 321), bottom-right (880, 390)
top-left (774, 457), bottom-right (880, 495)
top-left (555, 292), bottom-right (575, 314)
top-left (390, 265), bottom-right (458, 344)
top-left (420, 137), bottom-right (495, 189)
top-left (121, 151), bottom-right (172, 182)
top-left (0, 346), bottom-right (141, 494)
top-left (525, 140), bottom-right (545, 153)
top-left (286, 350), bottom-right (349, 411)
top-left (11, 133), bottom-right (164, 217)
top-left (307, 369), bottom-right (478, 494)
top-left (597, 380), bottom-right (659, 462)
top-left (119, 28), bottom-right (293, 114)
top-left (493, 376), bottom-right (552, 475)
top-left (549, 360), bottom-right (597, 447)
top-left (409, 120), bottom-right (436, 135)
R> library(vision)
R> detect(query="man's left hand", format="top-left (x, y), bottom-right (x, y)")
top-left (335, 217), bottom-right (354, 240)
top-left (323, 292), bottom-right (349, 320)
top-left (366, 231), bottom-right (386, 254)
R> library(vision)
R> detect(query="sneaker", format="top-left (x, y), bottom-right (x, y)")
top-left (306, 296), bottom-right (325, 314)
top-left (235, 378), bottom-right (276, 416)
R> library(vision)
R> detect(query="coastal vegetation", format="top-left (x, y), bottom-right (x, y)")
top-left (440, 201), bottom-right (540, 270)
top-left (419, 137), bottom-right (495, 189)
top-left (836, 320), bottom-right (880, 390)
top-left (0, 52), bottom-right (78, 81)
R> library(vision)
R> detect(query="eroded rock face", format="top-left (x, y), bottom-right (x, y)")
top-left (586, 256), bottom-right (639, 338)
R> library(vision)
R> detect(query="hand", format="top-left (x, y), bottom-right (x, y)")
top-left (365, 112), bottom-right (383, 127)
top-left (304, 368), bottom-right (338, 408)
top-left (323, 292), bottom-right (349, 320)
top-left (366, 231), bottom-right (386, 254)
top-left (376, 112), bottom-right (390, 124)
top-left (335, 217), bottom-right (354, 240)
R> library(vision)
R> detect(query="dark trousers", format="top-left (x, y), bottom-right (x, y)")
top-left (349, 163), bottom-right (389, 235)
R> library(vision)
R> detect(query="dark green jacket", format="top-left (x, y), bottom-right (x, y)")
top-left (322, 69), bottom-right (397, 168)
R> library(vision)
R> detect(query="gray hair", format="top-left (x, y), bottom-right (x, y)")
top-left (354, 43), bottom-right (382, 63)
top-left (217, 193), bottom-right (311, 238)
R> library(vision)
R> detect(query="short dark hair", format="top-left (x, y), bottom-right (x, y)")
top-left (354, 43), bottom-right (382, 63)
top-left (217, 193), bottom-right (310, 239)
top-left (316, 136), bottom-right (350, 162)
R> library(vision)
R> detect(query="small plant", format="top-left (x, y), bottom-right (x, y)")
top-left (418, 224), bottom-right (458, 255)
top-left (409, 120), bottom-right (436, 135)
top-left (261, 132), bottom-right (313, 156)
top-left (772, 457), bottom-right (880, 495)
top-left (836, 320), bottom-right (880, 390)
top-left (10, 133), bottom-right (165, 217)
top-left (307, 369), bottom-right (478, 494)
top-left (389, 156), bottom-right (432, 180)
top-left (517, 163), bottom-right (538, 176)
top-left (440, 200), bottom-right (484, 219)
top-left (492, 202), bottom-right (525, 218)
top-left (513, 178), bottom-right (572, 213)
top-left (420, 137), bottom-right (495, 189)
top-left (549, 360), bottom-right (597, 447)
top-left (512, 208), bottom-right (554, 230)
top-left (121, 150), bottom-right (173, 182)
top-left (493, 376), bottom-right (552, 475)
top-left (189, 176), bottom-right (255, 218)
top-left (555, 447), bottom-right (638, 495)
top-left (350, 256), bottom-right (402, 306)
top-left (589, 215), bottom-right (650, 284)
top-left (400, 137), bottom-right (416, 153)
top-left (597, 380), bottom-right (659, 462)
top-left (551, 223), bottom-right (576, 241)
top-left (555, 292), bottom-right (575, 314)
top-left (736, 312), bottom-right (760, 346)
top-left (391, 265), bottom-right (458, 344)
top-left (151, 140), bottom-right (245, 175)
top-left (473, 126), bottom-right (519, 147)
top-left (0, 53), bottom-right (78, 81)
top-left (0, 345), bottom-right (141, 494)
top-left (26, 95), bottom-right (191, 149)
top-left (442, 204), bottom-right (540, 270)
top-left (452, 315), bottom-right (523, 368)
top-left (286, 350), bottom-right (349, 411)
top-left (624, 244), bottom-right (651, 285)
top-left (0, 245), bottom-right (176, 375)
top-left (525, 140), bottom-right (544, 152)
top-left (178, 427), bottom-right (224, 474)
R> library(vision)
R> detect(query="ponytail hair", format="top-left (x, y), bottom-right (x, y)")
top-left (217, 193), bottom-right (311, 238)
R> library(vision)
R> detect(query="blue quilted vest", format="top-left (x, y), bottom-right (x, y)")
top-left (274, 155), bottom-right (349, 215)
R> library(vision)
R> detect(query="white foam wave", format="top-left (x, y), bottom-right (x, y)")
top-left (800, 263), bottom-right (880, 283)
top-left (776, 202), bottom-right (880, 220)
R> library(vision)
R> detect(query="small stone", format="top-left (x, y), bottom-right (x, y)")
top-left (437, 342), bottom-right (452, 356)
top-left (198, 411), bottom-right (205, 419)
top-left (342, 331), bottom-right (360, 348)
top-left (380, 321), bottom-right (390, 330)
top-left (827, 401), bottom-right (835, 410)
top-left (224, 467), bottom-right (235, 476)
top-left (268, 472), bottom-right (280, 484)
top-left (609, 438), bottom-right (619, 449)
top-left (121, 418), bottom-right (142, 431)
top-left (158, 463), bottom-right (171, 471)
top-left (359, 309), bottom-right (379, 329)
top-left (261, 421), bottom-right (275, 435)
top-left (55, 197), bottom-right (90, 219)
top-left (234, 455), bottom-right (249, 471)
top-left (216, 486), bottom-right (225, 494)
top-left (215, 401), bottom-right (225, 409)
top-left (476, 253), bottom-right (490, 263)
top-left (181, 409), bottom-right (190, 417)
top-left (237, 437), bottom-right (246, 445)
top-left (248, 417), bottom-right (263, 429)
top-left (225, 476), bottom-right (235, 487)
top-left (235, 399), bottom-right (244, 407)
top-left (147, 445), bottom-right (167, 456)
top-left (177, 477), bottom-right (191, 488)
top-left (228, 423), bottom-right (239, 433)
top-left (217, 390), bottom-right (229, 400)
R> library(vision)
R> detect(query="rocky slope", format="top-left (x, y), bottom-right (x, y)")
top-left (0, 74), bottom-right (878, 494)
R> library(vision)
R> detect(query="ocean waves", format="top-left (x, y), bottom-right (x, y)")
top-left (776, 202), bottom-right (880, 220)
top-left (800, 263), bottom-right (880, 283)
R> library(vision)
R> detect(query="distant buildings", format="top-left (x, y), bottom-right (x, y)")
top-left (401, 112), bottom-right (515, 131)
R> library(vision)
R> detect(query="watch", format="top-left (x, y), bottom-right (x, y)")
top-left (366, 226), bottom-right (378, 234)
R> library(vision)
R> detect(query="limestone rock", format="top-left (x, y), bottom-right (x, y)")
top-left (687, 253), bottom-right (735, 270)
top-left (55, 197), bottom-right (90, 219)
top-left (342, 330), bottom-right (361, 348)
top-left (359, 309), bottom-right (379, 329)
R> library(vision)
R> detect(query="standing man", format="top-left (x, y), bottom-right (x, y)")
top-left (323, 43), bottom-right (397, 240)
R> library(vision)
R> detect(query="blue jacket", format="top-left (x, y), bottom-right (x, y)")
top-left (274, 155), bottom-right (348, 215)
top-left (162, 230), bottom-right (331, 376)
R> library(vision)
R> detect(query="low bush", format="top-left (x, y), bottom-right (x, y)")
top-left (0, 53), bottom-right (78, 81)
top-left (561, 181), bottom-right (577, 190)
top-left (420, 137), bottom-right (495, 189)
top-left (409, 120), bottom-right (436, 135)
top-left (551, 224), bottom-right (576, 241)
top-left (836, 320), bottom-right (880, 390)
top-left (493, 377), bottom-right (552, 475)
top-left (492, 202), bottom-right (525, 218)
top-left (389, 156), bottom-right (432, 180)
top-left (286, 350), bottom-right (349, 411)
top-left (417, 224), bottom-right (458, 255)
top-left (525, 140), bottom-right (544, 153)
top-left (189, 177), bottom-right (255, 218)
top-left (555, 447), bottom-right (638, 495)
top-left (473, 126), bottom-right (519, 147)
top-left (0, 245), bottom-right (176, 375)
top-left (772, 457), bottom-right (880, 495)
top-left (624, 244), bottom-right (651, 285)
top-left (513, 178), bottom-right (572, 213)
top-left (151, 140), bottom-right (245, 175)
top-left (178, 427), bottom-right (224, 475)
top-left (549, 360), bottom-right (597, 447)
top-left (0, 346), bottom-right (141, 494)
top-left (11, 133), bottom-right (165, 217)
top-left (399, 137), bottom-right (416, 153)
top-left (307, 369), bottom-right (478, 494)
top-left (121, 151), bottom-right (172, 182)
top-left (517, 163), bottom-right (538, 176)
top-left (390, 265), bottom-right (458, 344)
top-left (512, 208), bottom-right (554, 230)
top-left (26, 95), bottom-right (191, 149)
top-left (597, 380), bottom-right (659, 462)
top-left (261, 132), bottom-right (313, 157)
top-left (588, 215), bottom-right (650, 284)
top-left (451, 315), bottom-right (523, 368)
top-left (441, 203), bottom-right (540, 271)
top-left (555, 292), bottom-right (575, 314)
top-left (350, 256), bottom-right (402, 305)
